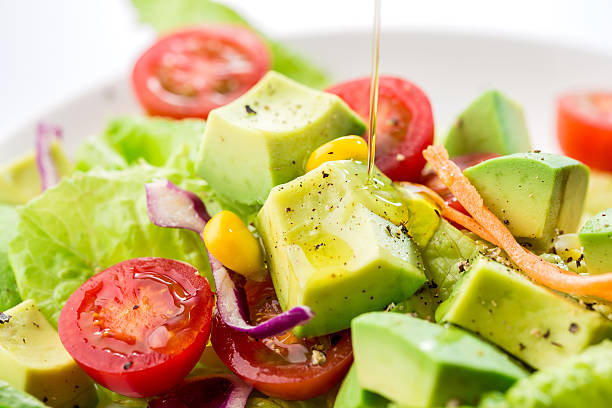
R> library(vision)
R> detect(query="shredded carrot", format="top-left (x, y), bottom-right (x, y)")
top-left (423, 144), bottom-right (612, 301)
top-left (442, 206), bottom-right (500, 246)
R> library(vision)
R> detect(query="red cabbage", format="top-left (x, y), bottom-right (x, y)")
top-left (35, 122), bottom-right (62, 191)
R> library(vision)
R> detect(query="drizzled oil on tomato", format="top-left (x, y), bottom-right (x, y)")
top-left (58, 258), bottom-right (214, 398)
top-left (211, 276), bottom-right (353, 400)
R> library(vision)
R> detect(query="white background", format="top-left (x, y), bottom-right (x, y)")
top-left (1, 0), bottom-right (611, 138)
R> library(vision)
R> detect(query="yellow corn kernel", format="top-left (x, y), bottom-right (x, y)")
top-left (305, 135), bottom-right (368, 172)
top-left (203, 210), bottom-right (266, 280)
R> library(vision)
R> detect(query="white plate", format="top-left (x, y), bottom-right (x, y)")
top-left (2, 29), bottom-right (612, 161)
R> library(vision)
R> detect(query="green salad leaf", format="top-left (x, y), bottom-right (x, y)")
top-left (0, 380), bottom-right (47, 408)
top-left (75, 116), bottom-right (206, 175)
top-left (0, 204), bottom-right (21, 311)
top-left (130, 0), bottom-right (330, 89)
top-left (8, 165), bottom-right (213, 326)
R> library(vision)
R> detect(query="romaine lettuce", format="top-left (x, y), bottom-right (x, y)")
top-left (0, 381), bottom-right (47, 408)
top-left (130, 0), bottom-right (330, 89)
top-left (0, 204), bottom-right (21, 311)
top-left (8, 165), bottom-right (213, 326)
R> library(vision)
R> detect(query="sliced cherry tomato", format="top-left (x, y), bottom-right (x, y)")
top-left (326, 76), bottom-right (434, 181)
top-left (58, 258), bottom-right (215, 398)
top-left (558, 92), bottom-right (612, 172)
top-left (211, 277), bottom-right (353, 400)
top-left (132, 25), bottom-right (271, 119)
top-left (422, 152), bottom-right (499, 214)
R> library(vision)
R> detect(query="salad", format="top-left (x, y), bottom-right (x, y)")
top-left (2, 1), bottom-right (612, 408)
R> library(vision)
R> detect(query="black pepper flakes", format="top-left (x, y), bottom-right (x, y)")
top-left (551, 341), bottom-right (563, 348)
top-left (245, 104), bottom-right (257, 114)
top-left (519, 342), bottom-right (526, 351)
top-left (0, 312), bottom-right (11, 324)
top-left (569, 323), bottom-right (579, 333)
top-left (133, 305), bottom-right (139, 310)
top-left (123, 361), bottom-right (133, 370)
top-left (322, 171), bottom-right (329, 178)
top-left (543, 329), bottom-right (551, 339)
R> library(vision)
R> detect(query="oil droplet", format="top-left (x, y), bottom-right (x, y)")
top-left (367, 0), bottom-right (382, 181)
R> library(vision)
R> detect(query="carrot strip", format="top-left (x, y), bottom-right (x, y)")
top-left (442, 206), bottom-right (500, 246)
top-left (423, 144), bottom-right (612, 301)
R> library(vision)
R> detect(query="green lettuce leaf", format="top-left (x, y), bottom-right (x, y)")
top-left (8, 165), bottom-right (213, 326)
top-left (0, 381), bottom-right (47, 408)
top-left (75, 116), bottom-right (206, 175)
top-left (130, 0), bottom-right (330, 88)
top-left (0, 204), bottom-right (21, 311)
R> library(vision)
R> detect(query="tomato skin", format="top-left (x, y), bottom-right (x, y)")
top-left (132, 25), bottom-right (271, 119)
top-left (326, 76), bottom-right (434, 182)
top-left (211, 278), bottom-right (353, 400)
top-left (558, 92), bottom-right (612, 172)
top-left (58, 258), bottom-right (215, 398)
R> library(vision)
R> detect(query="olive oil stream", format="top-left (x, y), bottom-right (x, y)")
top-left (367, 0), bottom-right (382, 181)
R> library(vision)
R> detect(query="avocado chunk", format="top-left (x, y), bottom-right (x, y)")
top-left (394, 182), bottom-right (441, 248)
top-left (436, 256), bottom-right (612, 369)
top-left (0, 142), bottom-right (72, 205)
top-left (334, 364), bottom-right (388, 408)
top-left (256, 160), bottom-right (426, 337)
top-left (579, 209), bottom-right (612, 275)
top-left (0, 300), bottom-right (97, 408)
top-left (197, 71), bottom-right (366, 206)
top-left (352, 312), bottom-right (527, 407)
top-left (443, 90), bottom-right (531, 157)
top-left (479, 340), bottom-right (612, 408)
top-left (464, 152), bottom-right (589, 252)
top-left (422, 219), bottom-right (486, 300)
top-left (0, 204), bottom-right (21, 311)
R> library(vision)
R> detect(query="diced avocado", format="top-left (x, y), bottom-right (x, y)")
top-left (387, 282), bottom-right (442, 322)
top-left (479, 341), bottom-right (612, 408)
top-left (0, 380), bottom-right (47, 408)
top-left (394, 182), bottom-right (441, 248)
top-left (422, 219), bottom-right (486, 300)
top-left (584, 170), bottom-right (612, 218)
top-left (443, 90), bottom-right (531, 157)
top-left (0, 300), bottom-right (97, 408)
top-left (352, 312), bottom-right (527, 408)
top-left (0, 204), bottom-right (21, 311)
top-left (0, 142), bottom-right (72, 205)
top-left (256, 160), bottom-right (426, 337)
top-left (464, 152), bottom-right (589, 252)
top-left (197, 71), bottom-right (366, 205)
top-left (579, 209), bottom-right (612, 275)
top-left (334, 365), bottom-right (388, 408)
top-left (436, 256), bottom-right (612, 369)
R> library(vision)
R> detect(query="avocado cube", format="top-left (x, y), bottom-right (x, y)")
top-left (579, 209), bottom-right (612, 274)
top-left (351, 312), bottom-right (527, 407)
top-left (197, 71), bottom-right (365, 205)
top-left (0, 142), bottom-right (72, 205)
top-left (443, 90), bottom-right (531, 157)
top-left (256, 160), bottom-right (426, 337)
top-left (464, 152), bottom-right (589, 252)
top-left (436, 257), bottom-right (612, 369)
top-left (334, 364), bottom-right (388, 408)
top-left (0, 300), bottom-right (97, 408)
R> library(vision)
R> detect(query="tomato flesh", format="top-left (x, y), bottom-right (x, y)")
top-left (132, 25), bottom-right (271, 119)
top-left (326, 76), bottom-right (434, 182)
top-left (59, 258), bottom-right (215, 398)
top-left (557, 92), bottom-right (612, 172)
top-left (211, 277), bottom-right (353, 400)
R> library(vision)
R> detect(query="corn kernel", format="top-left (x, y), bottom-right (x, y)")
top-left (305, 135), bottom-right (368, 172)
top-left (203, 210), bottom-right (266, 280)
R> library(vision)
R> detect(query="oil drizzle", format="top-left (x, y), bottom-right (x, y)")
top-left (367, 0), bottom-right (382, 181)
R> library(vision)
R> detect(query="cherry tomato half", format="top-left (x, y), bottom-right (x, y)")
top-left (211, 277), bottom-right (353, 400)
top-left (326, 76), bottom-right (434, 182)
top-left (557, 92), bottom-right (612, 172)
top-left (422, 152), bottom-right (499, 214)
top-left (132, 25), bottom-right (271, 119)
top-left (58, 258), bottom-right (215, 398)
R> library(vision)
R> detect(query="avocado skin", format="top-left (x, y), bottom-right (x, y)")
top-left (351, 313), bottom-right (527, 408)
top-left (256, 160), bottom-right (426, 337)
top-left (197, 71), bottom-right (365, 206)
top-left (579, 208), bottom-right (612, 274)
top-left (443, 90), bottom-right (531, 158)
top-left (464, 152), bottom-right (589, 253)
top-left (334, 365), bottom-right (388, 408)
top-left (437, 256), bottom-right (612, 369)
top-left (479, 341), bottom-right (612, 408)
